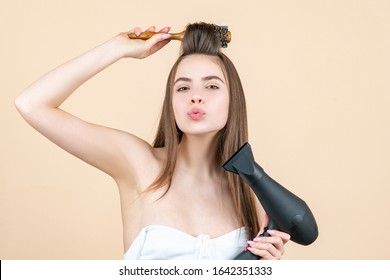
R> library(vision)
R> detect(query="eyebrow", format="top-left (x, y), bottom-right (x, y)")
top-left (173, 75), bottom-right (225, 85)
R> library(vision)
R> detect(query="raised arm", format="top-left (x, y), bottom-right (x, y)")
top-left (15, 26), bottom-right (171, 182)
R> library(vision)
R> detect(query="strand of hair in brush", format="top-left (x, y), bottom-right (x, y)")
top-left (127, 26), bottom-right (231, 48)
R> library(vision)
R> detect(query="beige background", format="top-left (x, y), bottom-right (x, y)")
top-left (1, 0), bottom-right (389, 259)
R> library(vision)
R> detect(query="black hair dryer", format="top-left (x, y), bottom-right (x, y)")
top-left (223, 143), bottom-right (319, 260)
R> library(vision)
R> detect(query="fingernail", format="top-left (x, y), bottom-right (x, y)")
top-left (135, 31), bottom-right (141, 36)
top-left (247, 240), bottom-right (255, 245)
top-left (267, 230), bottom-right (276, 234)
top-left (247, 247), bottom-right (255, 252)
top-left (253, 237), bottom-right (262, 242)
top-left (161, 33), bottom-right (171, 40)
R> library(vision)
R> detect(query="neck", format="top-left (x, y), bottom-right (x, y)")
top-left (177, 134), bottom-right (221, 178)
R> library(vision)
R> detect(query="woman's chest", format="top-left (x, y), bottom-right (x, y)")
top-left (125, 183), bottom-right (240, 238)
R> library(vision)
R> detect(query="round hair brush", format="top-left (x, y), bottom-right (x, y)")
top-left (128, 25), bottom-right (231, 48)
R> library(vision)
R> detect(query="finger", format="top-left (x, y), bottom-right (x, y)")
top-left (127, 27), bottom-right (143, 36)
top-left (267, 230), bottom-right (291, 244)
top-left (246, 246), bottom-right (278, 260)
top-left (143, 33), bottom-right (171, 57)
top-left (146, 26), bottom-right (156, 32)
top-left (255, 235), bottom-right (285, 255)
top-left (251, 235), bottom-right (285, 256)
top-left (254, 236), bottom-right (282, 245)
top-left (158, 26), bottom-right (171, 33)
top-left (146, 32), bottom-right (171, 47)
top-left (249, 240), bottom-right (282, 259)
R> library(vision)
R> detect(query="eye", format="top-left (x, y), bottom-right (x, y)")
top-left (176, 86), bottom-right (190, 92)
top-left (206, 84), bottom-right (220, 90)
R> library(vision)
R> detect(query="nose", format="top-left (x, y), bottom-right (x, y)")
top-left (191, 95), bottom-right (204, 104)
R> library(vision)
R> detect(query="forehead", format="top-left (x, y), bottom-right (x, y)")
top-left (175, 54), bottom-right (225, 80)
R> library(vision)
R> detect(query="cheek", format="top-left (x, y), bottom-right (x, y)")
top-left (219, 96), bottom-right (230, 121)
top-left (172, 96), bottom-right (186, 122)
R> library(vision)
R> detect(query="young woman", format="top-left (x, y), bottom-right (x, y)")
top-left (15, 22), bottom-right (290, 260)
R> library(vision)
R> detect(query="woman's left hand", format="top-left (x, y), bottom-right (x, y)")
top-left (246, 229), bottom-right (291, 260)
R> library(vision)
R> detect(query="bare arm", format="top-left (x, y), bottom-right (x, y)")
top-left (15, 26), bottom-right (171, 181)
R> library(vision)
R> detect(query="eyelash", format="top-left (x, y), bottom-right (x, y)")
top-left (207, 85), bottom-right (220, 90)
top-left (177, 86), bottom-right (189, 92)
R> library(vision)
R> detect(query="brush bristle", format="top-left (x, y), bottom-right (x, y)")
top-left (214, 25), bottom-right (229, 48)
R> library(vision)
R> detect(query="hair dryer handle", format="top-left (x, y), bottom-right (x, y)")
top-left (233, 250), bottom-right (260, 260)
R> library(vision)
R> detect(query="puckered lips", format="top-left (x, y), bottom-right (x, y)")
top-left (187, 108), bottom-right (205, 121)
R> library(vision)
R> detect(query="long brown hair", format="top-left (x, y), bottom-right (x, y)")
top-left (148, 22), bottom-right (260, 239)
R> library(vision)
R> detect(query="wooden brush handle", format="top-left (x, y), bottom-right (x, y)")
top-left (128, 31), bottom-right (185, 41)
top-left (128, 30), bottom-right (231, 43)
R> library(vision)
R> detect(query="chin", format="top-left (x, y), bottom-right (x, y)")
top-left (179, 127), bottom-right (223, 138)
top-left (177, 120), bottom-right (226, 137)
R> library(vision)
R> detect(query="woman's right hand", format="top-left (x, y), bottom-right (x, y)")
top-left (115, 26), bottom-right (171, 59)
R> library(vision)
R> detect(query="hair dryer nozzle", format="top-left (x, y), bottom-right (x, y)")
top-left (223, 143), bottom-right (255, 174)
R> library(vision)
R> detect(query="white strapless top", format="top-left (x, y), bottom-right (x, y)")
top-left (124, 225), bottom-right (248, 260)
